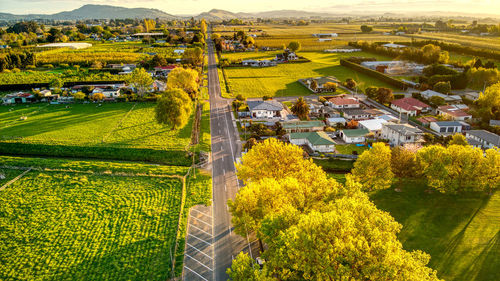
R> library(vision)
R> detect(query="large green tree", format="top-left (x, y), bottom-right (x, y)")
top-left (291, 97), bottom-right (310, 120)
top-left (126, 68), bottom-right (154, 97)
top-left (352, 142), bottom-right (394, 191)
top-left (166, 67), bottom-right (199, 97)
top-left (155, 88), bottom-right (192, 129)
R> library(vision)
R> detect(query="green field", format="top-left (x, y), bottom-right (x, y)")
top-left (0, 103), bottom-right (193, 165)
top-left (370, 181), bottom-right (500, 281)
top-left (221, 51), bottom-right (396, 98)
top-left (0, 168), bottom-right (183, 280)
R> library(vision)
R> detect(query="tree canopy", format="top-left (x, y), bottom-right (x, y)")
top-left (126, 68), bottom-right (153, 97)
top-left (155, 88), bottom-right (192, 129)
top-left (352, 142), bottom-right (394, 191)
top-left (166, 67), bottom-right (199, 97)
top-left (291, 97), bottom-right (310, 120)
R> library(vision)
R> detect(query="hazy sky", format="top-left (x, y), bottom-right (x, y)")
top-left (1, 0), bottom-right (500, 15)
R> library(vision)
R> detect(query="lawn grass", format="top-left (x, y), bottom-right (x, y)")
top-left (0, 168), bottom-right (183, 280)
top-left (221, 51), bottom-right (396, 98)
top-left (370, 181), bottom-right (500, 281)
top-left (335, 143), bottom-right (370, 155)
top-left (0, 103), bottom-right (193, 165)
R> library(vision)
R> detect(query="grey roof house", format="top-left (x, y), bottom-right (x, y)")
top-left (465, 130), bottom-right (500, 149)
top-left (247, 100), bottom-right (285, 119)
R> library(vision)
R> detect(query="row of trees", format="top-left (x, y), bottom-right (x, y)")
top-left (352, 141), bottom-right (500, 194)
top-left (0, 51), bottom-right (35, 71)
top-left (227, 139), bottom-right (441, 280)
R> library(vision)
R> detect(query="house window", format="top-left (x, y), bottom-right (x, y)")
top-left (447, 127), bottom-right (454, 133)
top-left (440, 127), bottom-right (446, 133)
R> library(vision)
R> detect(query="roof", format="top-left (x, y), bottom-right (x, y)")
top-left (378, 114), bottom-right (398, 122)
top-left (382, 43), bottom-right (407, 48)
top-left (328, 97), bottom-right (360, 105)
top-left (383, 123), bottom-right (422, 136)
top-left (421, 90), bottom-right (462, 102)
top-left (465, 130), bottom-right (500, 146)
top-left (391, 97), bottom-right (430, 112)
top-left (341, 128), bottom-right (369, 137)
top-left (438, 105), bottom-right (471, 118)
top-left (282, 120), bottom-right (324, 129)
top-left (290, 131), bottom-right (335, 146)
top-left (311, 76), bottom-right (339, 85)
top-left (327, 117), bottom-right (347, 123)
top-left (431, 121), bottom-right (463, 127)
top-left (490, 120), bottom-right (500, 126)
top-left (417, 116), bottom-right (439, 123)
top-left (247, 100), bottom-right (284, 111)
top-left (342, 108), bottom-right (379, 116)
top-left (359, 119), bottom-right (388, 131)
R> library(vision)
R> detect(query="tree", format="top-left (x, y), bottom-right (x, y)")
top-left (126, 68), bottom-right (153, 97)
top-left (352, 142), bottom-right (394, 191)
top-left (274, 122), bottom-right (286, 137)
top-left (291, 97), bottom-right (310, 120)
top-left (346, 119), bottom-right (358, 129)
top-left (287, 41), bottom-right (301, 52)
top-left (377, 87), bottom-right (394, 104)
top-left (360, 25), bottom-right (373, 32)
top-left (448, 134), bottom-right (468, 146)
top-left (475, 82), bottom-right (500, 121)
top-left (49, 77), bottom-right (63, 89)
top-left (482, 148), bottom-right (500, 195)
top-left (391, 146), bottom-right (416, 188)
top-left (182, 47), bottom-right (203, 65)
top-left (433, 81), bottom-right (451, 94)
top-left (243, 138), bottom-right (258, 151)
top-left (227, 253), bottom-right (271, 281)
top-left (421, 44), bottom-right (441, 64)
top-left (91, 92), bottom-right (104, 101)
top-left (365, 86), bottom-right (379, 99)
top-left (345, 78), bottom-right (357, 90)
top-left (309, 80), bottom-right (318, 91)
top-left (323, 82), bottom-right (337, 92)
top-left (200, 19), bottom-right (207, 35)
top-left (166, 67), bottom-right (199, 97)
top-left (428, 95), bottom-right (445, 107)
top-left (155, 88), bottom-right (193, 129)
top-left (72, 91), bottom-right (86, 101)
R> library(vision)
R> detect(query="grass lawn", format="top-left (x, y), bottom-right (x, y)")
top-left (335, 143), bottom-right (370, 155)
top-left (370, 180), bottom-right (500, 281)
top-left (221, 51), bottom-right (396, 98)
top-left (0, 103), bottom-right (193, 165)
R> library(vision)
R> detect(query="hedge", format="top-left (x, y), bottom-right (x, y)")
top-left (0, 80), bottom-right (126, 91)
top-left (340, 59), bottom-right (411, 90)
top-left (0, 142), bottom-right (191, 166)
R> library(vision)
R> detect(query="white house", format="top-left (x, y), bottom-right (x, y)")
top-left (339, 128), bottom-right (369, 143)
top-left (465, 130), bottom-right (500, 149)
top-left (328, 97), bottom-right (360, 109)
top-left (437, 105), bottom-right (472, 121)
top-left (247, 100), bottom-right (285, 119)
top-left (342, 109), bottom-right (381, 120)
top-left (382, 43), bottom-right (407, 49)
top-left (359, 118), bottom-right (388, 138)
top-left (381, 123), bottom-right (422, 146)
top-left (430, 121), bottom-right (463, 135)
top-left (326, 117), bottom-right (347, 127)
top-left (289, 131), bottom-right (335, 153)
top-left (421, 90), bottom-right (462, 104)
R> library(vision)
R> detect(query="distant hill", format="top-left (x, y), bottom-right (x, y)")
top-left (0, 4), bottom-right (176, 21)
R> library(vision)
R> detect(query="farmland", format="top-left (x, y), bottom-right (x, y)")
top-left (220, 51), bottom-right (396, 98)
top-left (0, 103), bottom-right (194, 165)
top-left (0, 154), bottom-right (213, 280)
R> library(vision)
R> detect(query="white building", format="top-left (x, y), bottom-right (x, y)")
top-left (247, 100), bottom-right (285, 119)
top-left (359, 118), bottom-right (388, 138)
top-left (339, 128), bottom-right (369, 143)
top-left (289, 131), bottom-right (335, 152)
top-left (381, 123), bottom-right (422, 146)
top-left (430, 121), bottom-right (463, 135)
top-left (421, 90), bottom-right (462, 104)
top-left (465, 130), bottom-right (500, 149)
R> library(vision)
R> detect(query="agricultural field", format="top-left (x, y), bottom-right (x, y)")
top-left (406, 32), bottom-right (500, 52)
top-left (0, 102), bottom-right (194, 165)
top-left (0, 154), bottom-right (212, 280)
top-left (371, 181), bottom-right (500, 281)
top-left (220, 51), bottom-right (396, 98)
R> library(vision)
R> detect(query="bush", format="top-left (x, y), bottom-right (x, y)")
top-left (60, 63), bottom-right (69, 68)
top-left (11, 68), bottom-right (21, 73)
top-left (433, 81), bottom-right (451, 94)
top-left (393, 94), bottom-right (405, 99)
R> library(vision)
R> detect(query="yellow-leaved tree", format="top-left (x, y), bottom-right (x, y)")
top-left (351, 142), bottom-right (394, 191)
top-left (166, 67), bottom-right (199, 97)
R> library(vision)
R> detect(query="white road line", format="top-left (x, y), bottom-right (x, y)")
top-left (191, 208), bottom-right (212, 219)
top-left (187, 242), bottom-right (213, 260)
top-left (223, 169), bottom-right (226, 175)
top-left (189, 234), bottom-right (212, 246)
top-left (228, 226), bottom-right (232, 234)
top-left (185, 254), bottom-right (213, 271)
top-left (191, 216), bottom-right (213, 227)
top-left (190, 224), bottom-right (213, 237)
top-left (184, 266), bottom-right (209, 281)
top-left (224, 184), bottom-right (226, 191)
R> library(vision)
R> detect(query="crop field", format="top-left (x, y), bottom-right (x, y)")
top-left (221, 51), bottom-right (396, 98)
top-left (0, 168), bottom-right (183, 280)
top-left (371, 181), bottom-right (500, 281)
top-left (406, 32), bottom-right (500, 51)
top-left (0, 103), bottom-right (194, 165)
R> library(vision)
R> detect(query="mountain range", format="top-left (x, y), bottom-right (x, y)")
top-left (0, 4), bottom-right (498, 21)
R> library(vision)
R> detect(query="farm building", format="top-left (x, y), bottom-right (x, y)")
top-left (382, 43), bottom-right (407, 49)
top-left (360, 61), bottom-right (425, 75)
top-left (339, 128), bottom-right (369, 143)
top-left (381, 123), bottom-right (422, 146)
top-left (242, 59), bottom-right (276, 67)
top-left (312, 33), bottom-right (338, 37)
top-left (324, 48), bottom-right (361, 53)
top-left (289, 131), bottom-right (335, 153)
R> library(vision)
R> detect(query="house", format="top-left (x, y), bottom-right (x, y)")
top-left (92, 88), bottom-right (120, 99)
top-left (154, 65), bottom-right (177, 77)
top-left (437, 105), bottom-right (472, 121)
top-left (421, 90), bottom-right (462, 104)
top-left (328, 97), bottom-right (360, 109)
top-left (174, 49), bottom-right (185, 55)
top-left (490, 120), bottom-right (500, 127)
top-left (430, 121), bottom-right (463, 134)
top-left (391, 97), bottom-right (431, 117)
top-left (289, 131), bottom-right (335, 152)
top-left (282, 120), bottom-right (324, 133)
top-left (417, 116), bottom-right (439, 126)
top-left (242, 59), bottom-right (276, 67)
top-left (300, 76), bottom-right (339, 93)
top-left (339, 128), bottom-right (369, 143)
top-left (275, 50), bottom-right (298, 62)
top-left (312, 33), bottom-right (338, 37)
top-left (377, 114), bottom-right (399, 122)
top-left (358, 118), bottom-right (388, 138)
top-left (2, 92), bottom-right (36, 104)
top-left (464, 92), bottom-right (480, 101)
top-left (326, 117), bottom-right (347, 127)
top-left (342, 108), bottom-right (382, 120)
top-left (381, 123), bottom-right (422, 146)
top-left (465, 130), bottom-right (500, 149)
top-left (382, 43), bottom-right (407, 49)
top-left (247, 100), bottom-right (285, 119)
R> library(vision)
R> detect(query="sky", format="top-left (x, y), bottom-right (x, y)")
top-left (1, 0), bottom-right (500, 16)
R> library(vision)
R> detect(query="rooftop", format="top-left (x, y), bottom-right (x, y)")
top-left (383, 123), bottom-right (422, 136)
top-left (328, 97), bottom-right (360, 105)
top-left (247, 100), bottom-right (284, 111)
top-left (431, 121), bottom-right (463, 127)
top-left (341, 128), bottom-right (370, 137)
top-left (359, 119), bottom-right (388, 131)
top-left (391, 97), bottom-right (430, 112)
top-left (465, 130), bottom-right (500, 146)
top-left (290, 131), bottom-right (335, 146)
top-left (282, 120), bottom-right (324, 129)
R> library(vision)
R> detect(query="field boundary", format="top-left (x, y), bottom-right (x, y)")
top-left (0, 167), bottom-right (32, 191)
top-left (102, 102), bottom-right (137, 143)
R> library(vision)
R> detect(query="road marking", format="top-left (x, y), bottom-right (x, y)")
top-left (223, 169), bottom-right (226, 175)
top-left (191, 216), bottom-right (212, 227)
top-left (224, 184), bottom-right (226, 191)
top-left (228, 226), bottom-right (232, 234)
top-left (226, 205), bottom-right (229, 211)
top-left (191, 208), bottom-right (212, 219)
top-left (189, 234), bottom-right (212, 246)
top-left (187, 242), bottom-right (213, 260)
top-left (185, 254), bottom-right (213, 271)
top-left (184, 266), bottom-right (209, 281)
top-left (190, 224), bottom-right (213, 237)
